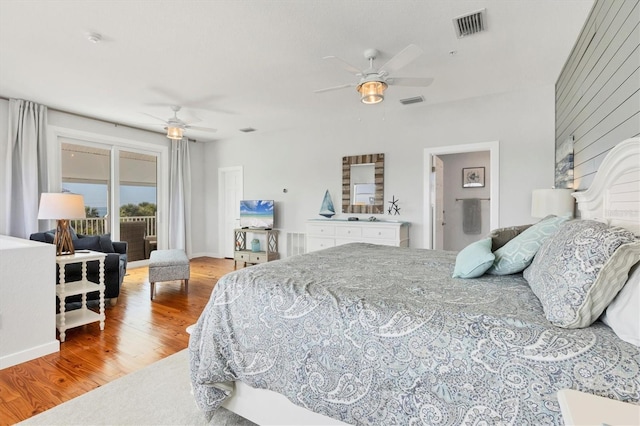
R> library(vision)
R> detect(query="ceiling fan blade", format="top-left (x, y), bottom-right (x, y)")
top-left (314, 83), bottom-right (356, 93)
top-left (379, 44), bottom-right (423, 74)
top-left (387, 77), bottom-right (434, 87)
top-left (141, 112), bottom-right (168, 123)
top-left (187, 125), bottom-right (217, 133)
top-left (322, 56), bottom-right (362, 75)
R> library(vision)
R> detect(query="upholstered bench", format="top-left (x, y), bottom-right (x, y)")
top-left (148, 249), bottom-right (190, 300)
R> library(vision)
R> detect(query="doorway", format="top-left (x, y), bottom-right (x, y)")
top-left (424, 141), bottom-right (500, 250)
top-left (218, 166), bottom-right (243, 258)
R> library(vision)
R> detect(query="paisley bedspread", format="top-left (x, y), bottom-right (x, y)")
top-left (189, 243), bottom-right (640, 425)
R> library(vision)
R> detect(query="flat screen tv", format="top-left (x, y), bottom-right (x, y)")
top-left (240, 200), bottom-right (274, 229)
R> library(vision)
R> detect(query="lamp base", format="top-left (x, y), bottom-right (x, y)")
top-left (54, 219), bottom-right (75, 256)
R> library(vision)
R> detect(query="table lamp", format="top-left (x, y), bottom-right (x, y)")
top-left (531, 188), bottom-right (575, 219)
top-left (37, 193), bottom-right (86, 255)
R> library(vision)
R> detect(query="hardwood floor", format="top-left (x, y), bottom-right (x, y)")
top-left (0, 257), bottom-right (236, 425)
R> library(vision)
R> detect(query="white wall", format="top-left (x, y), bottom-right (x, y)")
top-left (1, 84), bottom-right (556, 256)
top-left (203, 85), bottom-right (557, 254)
top-left (0, 235), bottom-right (58, 369)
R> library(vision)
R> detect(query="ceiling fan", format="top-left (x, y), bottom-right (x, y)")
top-left (143, 105), bottom-right (217, 140)
top-left (315, 44), bottom-right (434, 104)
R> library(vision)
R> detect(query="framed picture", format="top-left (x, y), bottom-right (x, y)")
top-left (462, 167), bottom-right (485, 188)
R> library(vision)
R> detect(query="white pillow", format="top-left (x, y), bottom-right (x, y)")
top-left (602, 262), bottom-right (640, 346)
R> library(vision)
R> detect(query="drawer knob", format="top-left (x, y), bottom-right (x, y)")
top-left (378, 232), bottom-right (382, 235)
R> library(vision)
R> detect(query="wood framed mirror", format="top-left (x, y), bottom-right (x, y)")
top-left (342, 153), bottom-right (384, 214)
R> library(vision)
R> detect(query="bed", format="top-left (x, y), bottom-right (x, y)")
top-left (189, 137), bottom-right (640, 425)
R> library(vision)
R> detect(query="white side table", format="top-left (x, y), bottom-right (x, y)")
top-left (558, 389), bottom-right (640, 425)
top-left (55, 250), bottom-right (107, 342)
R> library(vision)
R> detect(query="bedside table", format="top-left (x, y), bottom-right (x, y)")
top-left (557, 389), bottom-right (640, 426)
top-left (56, 250), bottom-right (107, 342)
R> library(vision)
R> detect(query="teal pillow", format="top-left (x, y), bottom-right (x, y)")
top-left (487, 215), bottom-right (570, 275)
top-left (452, 238), bottom-right (495, 278)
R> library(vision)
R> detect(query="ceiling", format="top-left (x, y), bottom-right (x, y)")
top-left (0, 0), bottom-right (594, 143)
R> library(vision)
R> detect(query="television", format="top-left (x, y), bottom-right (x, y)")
top-left (240, 200), bottom-right (274, 229)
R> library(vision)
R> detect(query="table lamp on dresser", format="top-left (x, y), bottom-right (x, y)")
top-left (37, 193), bottom-right (86, 256)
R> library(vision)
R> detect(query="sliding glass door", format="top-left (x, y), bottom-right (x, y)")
top-left (118, 151), bottom-right (157, 261)
top-left (60, 139), bottom-right (159, 260)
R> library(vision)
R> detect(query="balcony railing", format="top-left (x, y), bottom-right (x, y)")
top-left (70, 216), bottom-right (157, 237)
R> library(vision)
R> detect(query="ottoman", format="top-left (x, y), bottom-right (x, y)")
top-left (148, 249), bottom-right (190, 300)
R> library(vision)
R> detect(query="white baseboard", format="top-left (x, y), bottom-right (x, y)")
top-left (0, 340), bottom-right (60, 370)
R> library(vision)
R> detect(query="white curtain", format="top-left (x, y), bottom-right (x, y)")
top-left (3, 99), bottom-right (49, 238)
top-left (168, 138), bottom-right (192, 255)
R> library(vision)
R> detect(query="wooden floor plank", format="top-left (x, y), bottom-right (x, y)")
top-left (0, 257), bottom-right (236, 425)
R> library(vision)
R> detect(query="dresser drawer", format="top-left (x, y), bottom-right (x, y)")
top-left (362, 226), bottom-right (397, 240)
top-left (250, 252), bottom-right (266, 263)
top-left (335, 226), bottom-right (362, 238)
top-left (307, 237), bottom-right (336, 252)
top-left (307, 224), bottom-right (336, 237)
top-left (234, 251), bottom-right (251, 262)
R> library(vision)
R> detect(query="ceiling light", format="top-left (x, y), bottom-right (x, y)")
top-left (357, 80), bottom-right (387, 104)
top-left (166, 126), bottom-right (184, 140)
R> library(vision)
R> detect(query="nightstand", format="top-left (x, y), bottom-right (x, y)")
top-left (55, 250), bottom-right (107, 342)
top-left (557, 389), bottom-right (640, 426)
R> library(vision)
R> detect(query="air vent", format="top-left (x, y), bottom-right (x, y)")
top-left (399, 96), bottom-right (424, 105)
top-left (453, 9), bottom-right (486, 38)
top-left (239, 127), bottom-right (256, 133)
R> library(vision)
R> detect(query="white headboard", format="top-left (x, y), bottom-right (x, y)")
top-left (573, 137), bottom-right (640, 235)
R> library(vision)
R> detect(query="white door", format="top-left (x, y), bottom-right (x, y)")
top-left (432, 155), bottom-right (445, 250)
top-left (219, 167), bottom-right (243, 258)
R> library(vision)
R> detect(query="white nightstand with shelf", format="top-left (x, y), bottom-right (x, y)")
top-left (234, 228), bottom-right (279, 268)
top-left (557, 389), bottom-right (640, 426)
top-left (55, 250), bottom-right (107, 342)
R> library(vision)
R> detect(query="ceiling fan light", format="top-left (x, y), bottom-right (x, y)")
top-left (166, 126), bottom-right (184, 140)
top-left (357, 81), bottom-right (387, 104)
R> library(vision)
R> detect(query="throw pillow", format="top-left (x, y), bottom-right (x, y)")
top-left (602, 262), bottom-right (640, 346)
top-left (523, 220), bottom-right (639, 328)
top-left (486, 215), bottom-right (569, 275)
top-left (452, 238), bottom-right (496, 279)
top-left (487, 223), bottom-right (533, 251)
top-left (44, 232), bottom-right (55, 243)
top-left (99, 234), bottom-right (116, 253)
top-left (73, 235), bottom-right (102, 252)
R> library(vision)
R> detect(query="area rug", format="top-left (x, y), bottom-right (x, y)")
top-left (19, 349), bottom-right (255, 426)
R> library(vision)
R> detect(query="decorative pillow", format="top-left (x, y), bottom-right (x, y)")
top-left (44, 232), bottom-right (55, 243)
top-left (486, 215), bottom-right (569, 275)
top-left (602, 262), bottom-right (640, 346)
top-left (523, 220), bottom-right (640, 328)
top-left (99, 234), bottom-right (115, 253)
top-left (452, 238), bottom-right (495, 279)
top-left (487, 224), bottom-right (533, 251)
top-left (72, 235), bottom-right (102, 252)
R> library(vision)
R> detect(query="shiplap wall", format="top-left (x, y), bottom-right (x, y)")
top-left (555, 0), bottom-right (640, 190)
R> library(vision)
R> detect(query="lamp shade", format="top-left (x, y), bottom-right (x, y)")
top-left (166, 126), bottom-right (184, 140)
top-left (531, 189), bottom-right (575, 218)
top-left (37, 193), bottom-right (86, 220)
top-left (357, 80), bottom-right (387, 104)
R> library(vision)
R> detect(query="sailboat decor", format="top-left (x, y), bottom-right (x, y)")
top-left (319, 190), bottom-right (336, 218)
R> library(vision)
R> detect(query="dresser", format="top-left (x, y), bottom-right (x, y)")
top-left (306, 219), bottom-right (409, 252)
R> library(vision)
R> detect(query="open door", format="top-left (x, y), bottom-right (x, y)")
top-left (432, 155), bottom-right (445, 250)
